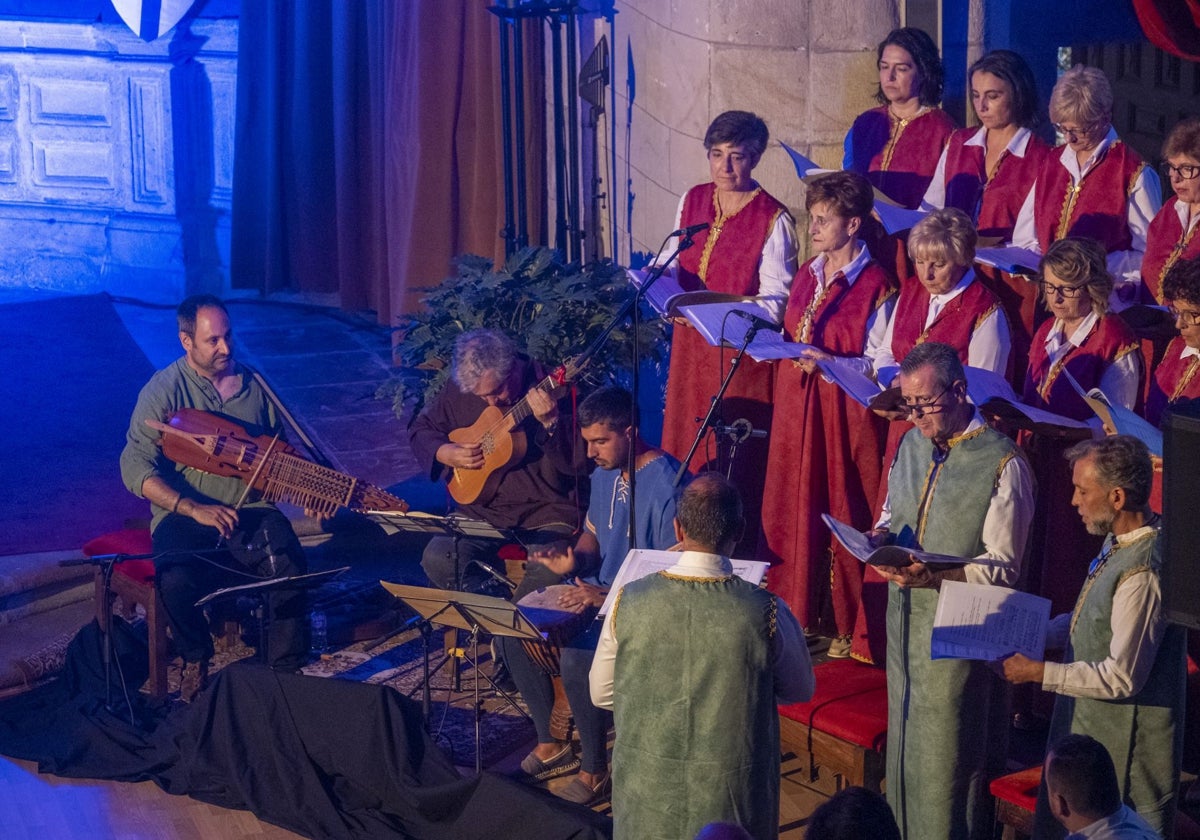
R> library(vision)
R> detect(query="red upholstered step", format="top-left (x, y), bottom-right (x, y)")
top-left (83, 529), bottom-right (155, 584)
top-left (990, 765), bottom-right (1041, 813)
top-left (778, 659), bottom-right (888, 751)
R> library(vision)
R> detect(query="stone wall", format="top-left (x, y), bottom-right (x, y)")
top-left (595, 0), bottom-right (900, 265)
top-left (0, 18), bottom-right (237, 303)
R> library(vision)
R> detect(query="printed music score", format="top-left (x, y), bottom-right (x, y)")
top-left (930, 580), bottom-right (1050, 662)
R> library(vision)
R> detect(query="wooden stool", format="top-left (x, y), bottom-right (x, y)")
top-left (990, 765), bottom-right (1040, 840)
top-left (778, 658), bottom-right (888, 793)
top-left (86, 529), bottom-right (169, 699)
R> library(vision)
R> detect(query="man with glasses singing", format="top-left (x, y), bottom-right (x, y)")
top-left (869, 341), bottom-right (1035, 840)
top-left (1010, 65), bottom-right (1161, 306)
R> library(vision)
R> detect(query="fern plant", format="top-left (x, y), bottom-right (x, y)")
top-left (380, 247), bottom-right (668, 420)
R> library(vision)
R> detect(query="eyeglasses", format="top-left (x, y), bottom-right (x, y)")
top-left (1052, 122), bottom-right (1097, 141)
top-left (1161, 163), bottom-right (1200, 181)
top-left (1039, 280), bottom-right (1090, 299)
top-left (902, 385), bottom-right (952, 419)
top-left (1168, 304), bottom-right (1200, 327)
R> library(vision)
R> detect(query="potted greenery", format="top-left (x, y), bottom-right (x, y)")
top-left (380, 246), bottom-right (668, 421)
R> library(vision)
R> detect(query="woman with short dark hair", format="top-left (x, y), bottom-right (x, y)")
top-left (657, 110), bottom-right (798, 553)
top-left (1142, 116), bottom-right (1200, 303)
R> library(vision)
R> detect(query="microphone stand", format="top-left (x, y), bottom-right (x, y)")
top-left (673, 319), bottom-right (763, 487)
top-left (569, 231), bottom-right (698, 552)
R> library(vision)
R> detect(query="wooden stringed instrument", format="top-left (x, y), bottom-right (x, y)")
top-left (147, 408), bottom-right (409, 516)
top-left (447, 358), bottom-right (584, 506)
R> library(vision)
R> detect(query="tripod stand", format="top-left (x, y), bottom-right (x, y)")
top-left (381, 582), bottom-right (540, 774)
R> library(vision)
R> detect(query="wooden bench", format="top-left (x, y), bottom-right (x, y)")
top-left (778, 658), bottom-right (888, 794)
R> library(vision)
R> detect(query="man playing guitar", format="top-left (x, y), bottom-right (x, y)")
top-left (409, 329), bottom-right (590, 598)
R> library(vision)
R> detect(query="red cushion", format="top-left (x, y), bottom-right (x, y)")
top-left (83, 529), bottom-right (155, 584)
top-left (988, 765), bottom-right (1041, 812)
top-left (498, 543), bottom-right (528, 561)
top-left (779, 659), bottom-right (889, 751)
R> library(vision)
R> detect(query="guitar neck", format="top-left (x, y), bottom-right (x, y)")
top-left (505, 373), bottom-right (562, 429)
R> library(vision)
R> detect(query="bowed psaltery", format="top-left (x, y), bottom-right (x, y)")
top-left (146, 408), bottom-right (408, 516)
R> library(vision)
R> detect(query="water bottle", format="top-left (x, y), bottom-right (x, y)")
top-left (310, 610), bottom-right (328, 654)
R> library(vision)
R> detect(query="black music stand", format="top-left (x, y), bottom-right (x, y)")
top-left (196, 567), bottom-right (349, 664)
top-left (381, 582), bottom-right (541, 774)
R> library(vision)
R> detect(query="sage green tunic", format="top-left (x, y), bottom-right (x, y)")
top-left (886, 424), bottom-right (1021, 840)
top-left (610, 573), bottom-right (779, 840)
top-left (1032, 528), bottom-right (1186, 839)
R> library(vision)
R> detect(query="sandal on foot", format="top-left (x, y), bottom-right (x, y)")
top-left (518, 744), bottom-right (580, 782)
top-left (557, 771), bottom-right (612, 806)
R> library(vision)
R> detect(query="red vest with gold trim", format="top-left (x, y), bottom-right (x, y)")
top-left (890, 277), bottom-right (1002, 363)
top-left (943, 129), bottom-right (1052, 241)
top-left (848, 106), bottom-right (957, 210)
top-left (1023, 314), bottom-right (1141, 420)
top-left (676, 183), bottom-right (787, 295)
top-left (784, 258), bottom-right (896, 353)
top-left (1147, 336), bottom-right (1200, 426)
top-left (1141, 197), bottom-right (1200, 304)
top-left (1033, 142), bottom-right (1145, 253)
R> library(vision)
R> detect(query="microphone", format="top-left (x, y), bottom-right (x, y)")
top-left (670, 222), bottom-right (710, 238)
top-left (468, 560), bottom-right (517, 593)
top-left (732, 308), bottom-right (778, 336)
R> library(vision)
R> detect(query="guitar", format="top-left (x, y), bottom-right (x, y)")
top-left (447, 358), bottom-right (583, 506)
top-left (147, 408), bottom-right (409, 516)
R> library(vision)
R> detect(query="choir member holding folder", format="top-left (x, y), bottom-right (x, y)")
top-left (921, 50), bottom-right (1050, 383)
top-left (757, 171), bottom-right (895, 662)
top-left (1021, 238), bottom-right (1142, 616)
top-left (658, 110), bottom-right (797, 553)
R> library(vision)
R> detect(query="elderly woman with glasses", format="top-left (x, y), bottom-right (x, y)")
top-left (1022, 237), bottom-right (1142, 615)
top-left (758, 171), bottom-right (896, 662)
top-left (1012, 65), bottom-right (1162, 307)
top-left (1143, 117), bottom-right (1200, 304)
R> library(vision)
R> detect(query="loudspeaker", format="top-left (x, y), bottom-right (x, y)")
top-left (1162, 401), bottom-right (1200, 630)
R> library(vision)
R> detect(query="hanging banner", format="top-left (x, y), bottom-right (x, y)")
top-left (110, 0), bottom-right (199, 43)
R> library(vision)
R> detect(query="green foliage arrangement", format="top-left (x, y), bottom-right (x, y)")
top-left (380, 246), bottom-right (668, 420)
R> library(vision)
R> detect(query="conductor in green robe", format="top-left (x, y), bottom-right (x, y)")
top-left (874, 342), bottom-right (1035, 840)
top-left (590, 474), bottom-right (815, 840)
top-left (1000, 435), bottom-right (1186, 838)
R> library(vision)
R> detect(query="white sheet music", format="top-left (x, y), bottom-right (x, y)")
top-left (930, 580), bottom-right (1050, 661)
top-left (599, 549), bottom-right (769, 615)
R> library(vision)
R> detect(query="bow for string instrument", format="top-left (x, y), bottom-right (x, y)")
top-left (447, 357), bottom-right (584, 506)
top-left (146, 408), bottom-right (409, 516)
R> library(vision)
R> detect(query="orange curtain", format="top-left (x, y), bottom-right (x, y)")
top-left (231, 1), bottom-right (545, 325)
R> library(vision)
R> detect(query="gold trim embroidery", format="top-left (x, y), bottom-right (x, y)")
top-left (698, 186), bottom-right (764, 283)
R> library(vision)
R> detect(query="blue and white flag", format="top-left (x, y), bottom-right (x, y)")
top-left (110, 0), bottom-right (198, 42)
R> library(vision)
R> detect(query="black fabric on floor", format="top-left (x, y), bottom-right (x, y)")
top-left (0, 624), bottom-right (611, 840)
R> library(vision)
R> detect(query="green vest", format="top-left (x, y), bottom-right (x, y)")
top-left (886, 424), bottom-right (1020, 840)
top-left (611, 573), bottom-right (778, 840)
top-left (1034, 528), bottom-right (1186, 839)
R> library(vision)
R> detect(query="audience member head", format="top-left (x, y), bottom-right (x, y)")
top-left (1163, 258), bottom-right (1200, 350)
top-left (578, 386), bottom-right (634, 471)
top-left (693, 822), bottom-right (754, 840)
top-left (1162, 116), bottom-right (1200, 207)
top-left (806, 786), bottom-right (901, 840)
top-left (1044, 734), bottom-right (1124, 832)
top-left (674, 474), bottom-right (744, 556)
top-left (805, 171), bottom-right (875, 254)
top-left (704, 111), bottom-right (769, 163)
top-left (1064, 435), bottom-right (1153, 534)
top-left (451, 329), bottom-right (520, 403)
top-left (1049, 65), bottom-right (1113, 156)
top-left (968, 49), bottom-right (1041, 130)
top-left (908, 207), bottom-right (978, 295)
top-left (897, 342), bottom-right (970, 444)
top-left (875, 27), bottom-right (944, 107)
top-left (1039, 237), bottom-right (1113, 318)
